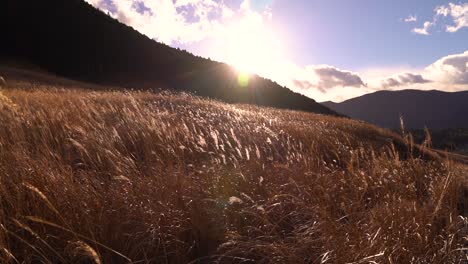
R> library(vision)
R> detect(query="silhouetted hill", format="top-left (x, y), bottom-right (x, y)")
top-left (322, 89), bottom-right (468, 129)
top-left (0, 0), bottom-right (336, 115)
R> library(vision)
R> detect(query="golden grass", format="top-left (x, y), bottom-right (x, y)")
top-left (0, 84), bottom-right (466, 263)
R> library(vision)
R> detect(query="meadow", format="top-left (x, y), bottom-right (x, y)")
top-left (0, 81), bottom-right (466, 263)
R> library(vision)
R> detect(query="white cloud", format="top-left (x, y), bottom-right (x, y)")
top-left (425, 50), bottom-right (468, 85)
top-left (289, 65), bottom-right (366, 95)
top-left (86, 0), bottom-right (468, 103)
top-left (85, 0), bottom-right (271, 45)
top-left (413, 2), bottom-right (468, 35)
top-left (381, 73), bottom-right (431, 88)
top-left (404, 15), bottom-right (417, 22)
top-left (372, 51), bottom-right (468, 92)
top-left (84, 0), bottom-right (103, 6)
top-left (287, 51), bottom-right (468, 102)
top-left (312, 66), bottom-right (366, 89)
top-left (412, 21), bottom-right (433, 35)
top-left (437, 3), bottom-right (468, 32)
top-left (292, 79), bottom-right (315, 90)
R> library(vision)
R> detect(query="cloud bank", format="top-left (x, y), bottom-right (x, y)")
top-left (381, 73), bottom-right (431, 89)
top-left (287, 50), bottom-right (468, 102)
top-left (313, 66), bottom-right (366, 90)
top-left (426, 51), bottom-right (468, 85)
top-left (85, 0), bottom-right (271, 45)
top-left (291, 66), bottom-right (366, 94)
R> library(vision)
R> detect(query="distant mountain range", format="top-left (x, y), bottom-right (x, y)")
top-left (0, 0), bottom-right (336, 116)
top-left (322, 89), bottom-right (468, 130)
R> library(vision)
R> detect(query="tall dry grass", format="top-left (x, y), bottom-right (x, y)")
top-left (0, 84), bottom-right (466, 263)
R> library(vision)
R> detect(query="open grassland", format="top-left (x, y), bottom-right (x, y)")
top-left (0, 83), bottom-right (466, 263)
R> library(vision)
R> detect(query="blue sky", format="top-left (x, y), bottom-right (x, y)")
top-left (269, 0), bottom-right (467, 69)
top-left (86, 0), bottom-right (468, 102)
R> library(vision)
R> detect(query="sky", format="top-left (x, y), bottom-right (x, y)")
top-left (85, 0), bottom-right (468, 102)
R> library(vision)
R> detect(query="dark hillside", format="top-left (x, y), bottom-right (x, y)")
top-left (323, 89), bottom-right (468, 129)
top-left (0, 0), bottom-right (336, 115)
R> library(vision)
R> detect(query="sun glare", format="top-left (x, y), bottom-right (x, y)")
top-left (222, 17), bottom-right (284, 80)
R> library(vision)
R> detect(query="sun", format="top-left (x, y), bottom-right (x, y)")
top-left (222, 17), bottom-right (284, 79)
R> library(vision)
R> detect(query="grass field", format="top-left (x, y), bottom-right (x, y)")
top-left (0, 79), bottom-right (466, 263)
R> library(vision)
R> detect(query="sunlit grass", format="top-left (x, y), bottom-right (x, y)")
top-left (0, 83), bottom-right (466, 263)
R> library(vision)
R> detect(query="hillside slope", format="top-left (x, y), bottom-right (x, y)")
top-left (323, 89), bottom-right (468, 129)
top-left (0, 76), bottom-right (466, 263)
top-left (0, 0), bottom-right (336, 115)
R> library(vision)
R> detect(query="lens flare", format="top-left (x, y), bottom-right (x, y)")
top-left (237, 72), bottom-right (250, 87)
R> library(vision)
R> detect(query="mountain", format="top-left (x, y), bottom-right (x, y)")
top-left (322, 89), bottom-right (468, 130)
top-left (0, 0), bottom-right (336, 115)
